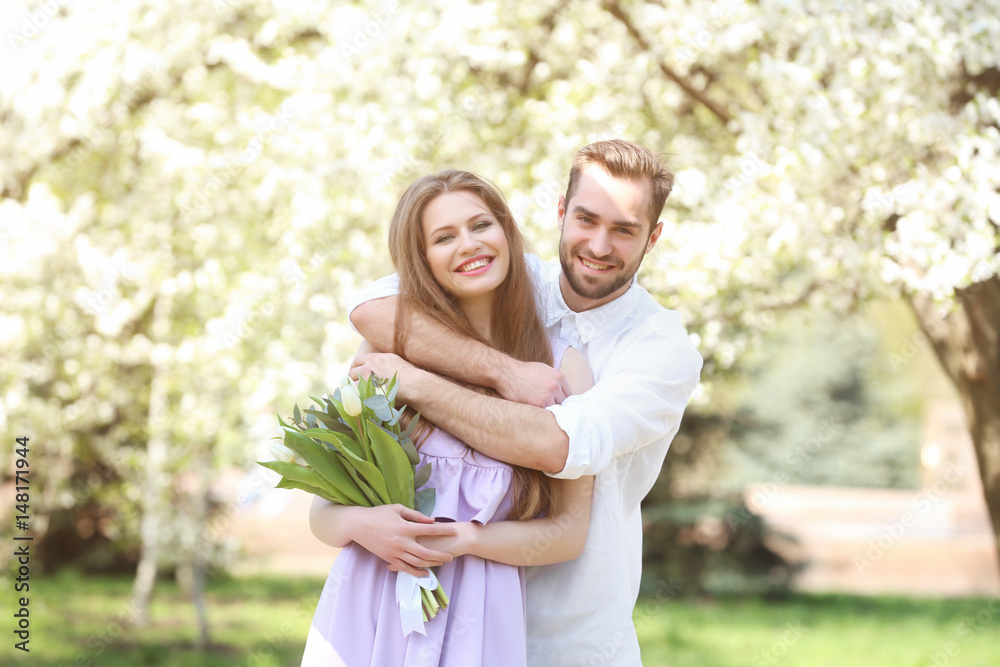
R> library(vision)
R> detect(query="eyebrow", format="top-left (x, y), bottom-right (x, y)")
top-left (426, 212), bottom-right (494, 238)
top-left (572, 205), bottom-right (643, 231)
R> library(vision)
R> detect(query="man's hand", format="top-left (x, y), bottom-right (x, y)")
top-left (347, 504), bottom-right (458, 577)
top-left (349, 352), bottom-right (417, 389)
top-left (494, 360), bottom-right (571, 407)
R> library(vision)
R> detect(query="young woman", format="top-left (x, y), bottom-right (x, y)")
top-left (301, 170), bottom-right (594, 667)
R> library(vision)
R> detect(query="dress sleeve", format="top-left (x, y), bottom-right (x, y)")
top-left (544, 317), bottom-right (703, 479)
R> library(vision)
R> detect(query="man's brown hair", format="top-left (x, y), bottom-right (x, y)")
top-left (565, 139), bottom-right (674, 231)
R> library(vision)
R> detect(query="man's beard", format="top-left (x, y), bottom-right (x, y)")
top-left (559, 243), bottom-right (638, 301)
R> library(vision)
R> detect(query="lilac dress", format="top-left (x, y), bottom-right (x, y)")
top-left (302, 340), bottom-right (569, 667)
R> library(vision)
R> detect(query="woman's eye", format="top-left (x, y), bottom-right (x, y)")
top-left (436, 234), bottom-right (453, 244)
top-left (473, 220), bottom-right (492, 231)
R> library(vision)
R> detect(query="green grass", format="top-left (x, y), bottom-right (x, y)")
top-left (634, 594), bottom-right (1000, 667)
top-left (2, 571), bottom-right (998, 666)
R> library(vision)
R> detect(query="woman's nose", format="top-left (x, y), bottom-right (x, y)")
top-left (457, 228), bottom-right (481, 253)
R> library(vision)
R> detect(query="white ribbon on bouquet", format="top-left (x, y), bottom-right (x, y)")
top-left (395, 569), bottom-right (441, 636)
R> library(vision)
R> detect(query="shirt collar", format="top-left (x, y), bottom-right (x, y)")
top-left (544, 274), bottom-right (639, 344)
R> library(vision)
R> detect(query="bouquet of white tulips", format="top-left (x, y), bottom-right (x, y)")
top-left (258, 373), bottom-right (448, 633)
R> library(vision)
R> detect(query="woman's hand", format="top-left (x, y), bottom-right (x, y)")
top-left (386, 522), bottom-right (476, 572)
top-left (346, 504), bottom-right (458, 577)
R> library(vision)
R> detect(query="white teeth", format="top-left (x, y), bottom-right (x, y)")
top-left (458, 258), bottom-right (490, 272)
top-left (581, 258), bottom-right (609, 270)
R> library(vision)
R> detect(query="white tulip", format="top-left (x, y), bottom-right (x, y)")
top-left (269, 442), bottom-right (304, 466)
top-left (340, 379), bottom-right (363, 417)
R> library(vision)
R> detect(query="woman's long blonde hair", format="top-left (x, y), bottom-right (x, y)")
top-left (387, 169), bottom-right (554, 521)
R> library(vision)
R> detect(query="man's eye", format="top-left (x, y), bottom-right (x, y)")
top-left (617, 228), bottom-right (634, 235)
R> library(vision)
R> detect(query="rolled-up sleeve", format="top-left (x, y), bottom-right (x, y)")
top-left (345, 274), bottom-right (400, 333)
top-left (545, 324), bottom-right (703, 480)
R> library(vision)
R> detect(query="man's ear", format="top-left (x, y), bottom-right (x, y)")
top-left (557, 194), bottom-right (567, 231)
top-left (645, 221), bottom-right (663, 253)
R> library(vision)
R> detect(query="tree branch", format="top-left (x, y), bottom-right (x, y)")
top-left (601, 0), bottom-right (733, 126)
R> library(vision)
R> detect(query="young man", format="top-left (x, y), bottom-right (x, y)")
top-left (346, 139), bottom-right (702, 665)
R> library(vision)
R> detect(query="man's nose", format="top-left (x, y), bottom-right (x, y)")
top-left (588, 228), bottom-right (612, 257)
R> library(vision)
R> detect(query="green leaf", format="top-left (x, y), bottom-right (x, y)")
top-left (386, 372), bottom-right (399, 403)
top-left (257, 460), bottom-right (352, 505)
top-left (295, 428), bottom-right (389, 504)
top-left (339, 447), bottom-right (392, 505)
top-left (293, 403), bottom-right (302, 424)
top-left (358, 375), bottom-right (377, 402)
top-left (400, 412), bottom-right (421, 440)
top-left (399, 436), bottom-right (419, 466)
top-left (275, 477), bottom-right (340, 501)
top-left (282, 428), bottom-right (371, 506)
top-left (413, 462), bottom-right (432, 489)
top-left (368, 422), bottom-right (415, 508)
top-left (364, 394), bottom-right (393, 422)
top-left (326, 396), bottom-right (365, 443)
top-left (304, 409), bottom-right (353, 434)
top-left (298, 428), bottom-right (364, 459)
top-left (415, 487), bottom-right (436, 516)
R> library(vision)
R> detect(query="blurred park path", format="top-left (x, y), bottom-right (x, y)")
top-left (749, 399), bottom-right (999, 597)
top-left (226, 400), bottom-right (999, 597)
top-left (226, 482), bottom-right (338, 578)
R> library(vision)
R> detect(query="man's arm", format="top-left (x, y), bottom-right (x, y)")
top-left (547, 325), bottom-right (703, 479)
top-left (352, 297), bottom-right (568, 407)
top-left (352, 353), bottom-right (569, 472)
top-left (352, 319), bottom-right (702, 479)
top-left (347, 258), bottom-right (570, 407)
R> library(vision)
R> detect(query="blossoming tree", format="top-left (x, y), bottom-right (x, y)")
top-left (2, 0), bottom-right (998, 637)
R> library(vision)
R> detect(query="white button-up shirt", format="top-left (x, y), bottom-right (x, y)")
top-left (347, 256), bottom-right (703, 666)
top-left (523, 255), bottom-right (702, 666)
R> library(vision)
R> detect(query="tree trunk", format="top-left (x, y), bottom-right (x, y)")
top-left (131, 294), bottom-right (173, 625)
top-left (907, 275), bottom-right (1000, 568)
top-left (190, 452), bottom-right (211, 649)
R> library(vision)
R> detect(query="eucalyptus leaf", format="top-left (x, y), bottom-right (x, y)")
top-left (293, 403), bottom-right (302, 424)
top-left (364, 394), bottom-right (393, 422)
top-left (413, 462), bottom-right (432, 489)
top-left (400, 412), bottom-right (421, 440)
top-left (399, 436), bottom-right (419, 466)
top-left (415, 488), bottom-right (436, 516)
top-left (386, 373), bottom-right (399, 403)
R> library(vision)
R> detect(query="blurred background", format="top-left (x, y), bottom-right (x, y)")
top-left (1, 0), bottom-right (998, 665)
